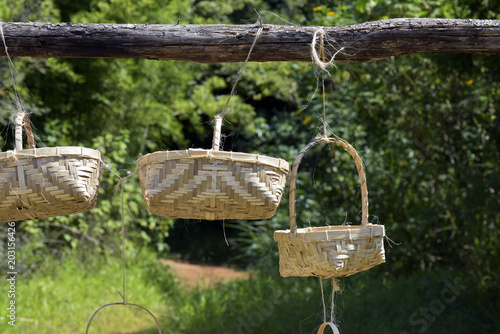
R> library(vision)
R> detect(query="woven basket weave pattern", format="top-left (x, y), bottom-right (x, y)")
top-left (0, 150), bottom-right (102, 222)
top-left (138, 151), bottom-right (288, 220)
top-left (274, 137), bottom-right (385, 278)
top-left (274, 226), bottom-right (385, 278)
top-left (0, 113), bottom-right (102, 223)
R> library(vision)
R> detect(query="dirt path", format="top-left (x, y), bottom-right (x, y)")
top-left (162, 259), bottom-right (249, 288)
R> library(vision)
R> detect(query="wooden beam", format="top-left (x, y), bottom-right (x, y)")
top-left (1, 18), bottom-right (500, 63)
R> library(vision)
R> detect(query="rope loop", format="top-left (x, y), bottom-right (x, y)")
top-left (311, 28), bottom-right (344, 71)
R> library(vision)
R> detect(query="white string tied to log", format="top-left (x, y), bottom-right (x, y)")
top-left (311, 27), bottom-right (344, 138)
top-left (212, 12), bottom-right (263, 151)
top-left (312, 27), bottom-right (343, 334)
top-left (311, 27), bottom-right (344, 71)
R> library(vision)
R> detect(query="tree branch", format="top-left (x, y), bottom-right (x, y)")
top-left (1, 18), bottom-right (499, 63)
top-left (39, 222), bottom-right (100, 246)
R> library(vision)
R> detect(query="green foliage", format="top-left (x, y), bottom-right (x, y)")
top-left (0, 250), bottom-right (173, 333)
top-left (0, 1), bottom-right (499, 332)
top-left (0, 0), bottom-right (59, 21)
top-left (2, 250), bottom-right (496, 333)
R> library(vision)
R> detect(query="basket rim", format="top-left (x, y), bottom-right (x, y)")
top-left (136, 148), bottom-right (290, 172)
top-left (274, 224), bottom-right (385, 240)
top-left (0, 146), bottom-right (103, 161)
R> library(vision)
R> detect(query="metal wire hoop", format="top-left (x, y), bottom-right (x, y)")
top-left (85, 302), bottom-right (162, 334)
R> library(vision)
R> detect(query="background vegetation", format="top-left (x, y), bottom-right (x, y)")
top-left (0, 0), bottom-right (498, 333)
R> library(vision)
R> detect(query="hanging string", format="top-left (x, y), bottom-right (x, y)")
top-left (219, 11), bottom-right (263, 118)
top-left (310, 27), bottom-right (346, 139)
top-left (0, 21), bottom-right (20, 102)
top-left (319, 278), bottom-right (327, 323)
top-left (211, 11), bottom-right (264, 151)
top-left (321, 76), bottom-right (327, 137)
top-left (319, 32), bottom-right (328, 138)
top-left (313, 33), bottom-right (344, 333)
top-left (318, 278), bottom-right (341, 334)
top-left (119, 181), bottom-right (126, 302)
top-left (222, 220), bottom-right (229, 247)
top-left (112, 174), bottom-right (136, 302)
top-left (330, 278), bottom-right (337, 324)
top-left (1, 20), bottom-right (34, 148)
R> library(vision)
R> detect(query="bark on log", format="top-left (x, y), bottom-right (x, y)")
top-left (1, 18), bottom-right (500, 63)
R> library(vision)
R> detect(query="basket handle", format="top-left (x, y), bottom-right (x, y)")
top-left (289, 136), bottom-right (368, 235)
top-left (211, 115), bottom-right (223, 151)
top-left (14, 112), bottom-right (35, 150)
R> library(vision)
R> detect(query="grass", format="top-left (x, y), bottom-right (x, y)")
top-left (1, 250), bottom-right (498, 334)
top-left (0, 250), bottom-right (171, 334)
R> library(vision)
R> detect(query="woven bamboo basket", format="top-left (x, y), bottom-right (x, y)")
top-left (274, 136), bottom-right (385, 278)
top-left (0, 113), bottom-right (103, 223)
top-left (137, 115), bottom-right (289, 220)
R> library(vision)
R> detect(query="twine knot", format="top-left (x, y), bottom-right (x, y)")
top-left (5, 150), bottom-right (18, 162)
top-left (311, 28), bottom-right (344, 71)
top-left (315, 135), bottom-right (330, 142)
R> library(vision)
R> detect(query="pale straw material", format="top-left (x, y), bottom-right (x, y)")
top-left (0, 112), bottom-right (103, 223)
top-left (137, 148), bottom-right (289, 220)
top-left (274, 136), bottom-right (385, 278)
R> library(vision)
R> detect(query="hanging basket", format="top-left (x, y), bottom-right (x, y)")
top-left (0, 113), bottom-right (103, 223)
top-left (137, 116), bottom-right (289, 220)
top-left (274, 137), bottom-right (385, 278)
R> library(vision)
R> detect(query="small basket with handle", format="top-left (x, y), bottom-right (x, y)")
top-left (0, 112), bottom-right (103, 223)
top-left (274, 136), bottom-right (385, 278)
top-left (137, 115), bottom-right (289, 220)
